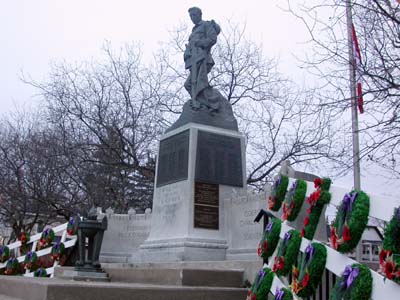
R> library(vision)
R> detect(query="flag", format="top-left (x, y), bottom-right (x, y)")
top-left (351, 23), bottom-right (364, 114)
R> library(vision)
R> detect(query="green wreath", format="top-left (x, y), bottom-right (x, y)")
top-left (272, 229), bottom-right (302, 276)
top-left (246, 267), bottom-right (275, 300)
top-left (23, 251), bottom-right (38, 270)
top-left (51, 242), bottom-right (65, 261)
top-left (0, 246), bottom-right (10, 263)
top-left (282, 179), bottom-right (307, 222)
top-left (67, 217), bottom-right (78, 235)
top-left (38, 228), bottom-right (55, 250)
top-left (330, 190), bottom-right (370, 253)
top-left (274, 287), bottom-right (293, 300)
top-left (4, 257), bottom-right (19, 275)
top-left (34, 267), bottom-right (48, 277)
top-left (268, 175), bottom-right (289, 211)
top-left (329, 264), bottom-right (372, 300)
top-left (18, 231), bottom-right (30, 255)
top-left (300, 178), bottom-right (331, 240)
top-left (258, 218), bottom-right (282, 259)
top-left (379, 206), bottom-right (400, 283)
top-left (291, 242), bottom-right (327, 298)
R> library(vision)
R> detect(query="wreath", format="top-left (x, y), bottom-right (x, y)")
top-left (300, 178), bottom-right (331, 240)
top-left (0, 246), bottom-right (10, 263)
top-left (18, 231), bottom-right (30, 254)
top-left (51, 242), bottom-right (65, 261)
top-left (329, 190), bottom-right (370, 253)
top-left (274, 287), bottom-right (293, 300)
top-left (246, 267), bottom-right (275, 300)
top-left (257, 218), bottom-right (282, 260)
top-left (379, 206), bottom-right (400, 283)
top-left (67, 217), bottom-right (78, 235)
top-left (37, 228), bottom-right (55, 250)
top-left (268, 175), bottom-right (289, 211)
top-left (329, 264), bottom-right (372, 300)
top-left (291, 243), bottom-right (327, 298)
top-left (282, 179), bottom-right (307, 222)
top-left (34, 267), bottom-right (48, 277)
top-left (272, 229), bottom-right (302, 276)
top-left (4, 257), bottom-right (19, 275)
top-left (23, 251), bottom-right (38, 270)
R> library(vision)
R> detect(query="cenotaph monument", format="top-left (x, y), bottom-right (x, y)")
top-left (140, 7), bottom-right (246, 261)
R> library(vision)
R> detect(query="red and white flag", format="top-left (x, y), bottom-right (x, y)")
top-left (351, 23), bottom-right (364, 114)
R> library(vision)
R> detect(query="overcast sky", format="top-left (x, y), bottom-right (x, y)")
top-left (0, 0), bottom-right (311, 113)
top-left (0, 0), bottom-right (398, 197)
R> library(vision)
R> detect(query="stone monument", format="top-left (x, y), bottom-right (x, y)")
top-left (140, 7), bottom-right (247, 262)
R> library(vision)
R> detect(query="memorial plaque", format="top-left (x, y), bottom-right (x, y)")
top-left (194, 182), bottom-right (219, 230)
top-left (194, 182), bottom-right (219, 206)
top-left (194, 205), bottom-right (219, 230)
top-left (195, 131), bottom-right (243, 187)
top-left (156, 130), bottom-right (189, 187)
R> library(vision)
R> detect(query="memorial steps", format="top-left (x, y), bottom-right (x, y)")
top-left (0, 263), bottom-right (248, 300)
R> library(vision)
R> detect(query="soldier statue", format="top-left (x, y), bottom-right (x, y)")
top-left (184, 7), bottom-right (221, 113)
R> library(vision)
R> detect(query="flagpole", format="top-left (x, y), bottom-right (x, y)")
top-left (346, 0), bottom-right (361, 190)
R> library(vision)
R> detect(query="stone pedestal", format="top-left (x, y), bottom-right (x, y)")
top-left (140, 123), bottom-right (246, 262)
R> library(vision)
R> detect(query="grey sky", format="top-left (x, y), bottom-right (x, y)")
top-left (0, 0), bottom-right (308, 113)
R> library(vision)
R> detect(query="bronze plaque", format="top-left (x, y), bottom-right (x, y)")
top-left (156, 130), bottom-right (189, 187)
top-left (194, 205), bottom-right (219, 230)
top-left (194, 182), bottom-right (219, 230)
top-left (195, 182), bottom-right (219, 206)
top-left (195, 131), bottom-right (243, 187)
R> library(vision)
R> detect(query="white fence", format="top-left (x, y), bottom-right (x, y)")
top-left (268, 178), bottom-right (400, 299)
top-left (0, 223), bottom-right (77, 277)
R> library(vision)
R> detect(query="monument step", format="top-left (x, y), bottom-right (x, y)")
top-left (0, 276), bottom-right (247, 300)
top-left (55, 266), bottom-right (244, 288)
top-left (105, 267), bottom-right (244, 287)
top-left (101, 259), bottom-right (261, 284)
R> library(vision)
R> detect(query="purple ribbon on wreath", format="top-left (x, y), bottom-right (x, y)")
top-left (291, 180), bottom-right (298, 191)
top-left (69, 217), bottom-right (76, 226)
top-left (255, 269), bottom-right (266, 289)
top-left (43, 228), bottom-right (51, 236)
top-left (274, 176), bottom-right (282, 189)
top-left (342, 192), bottom-right (358, 214)
top-left (275, 287), bottom-right (285, 300)
top-left (284, 231), bottom-right (291, 241)
top-left (26, 251), bottom-right (34, 260)
top-left (265, 222), bottom-right (273, 233)
top-left (305, 244), bottom-right (314, 261)
top-left (340, 265), bottom-right (359, 290)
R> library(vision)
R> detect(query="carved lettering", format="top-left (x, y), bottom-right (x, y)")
top-left (195, 131), bottom-right (243, 187)
top-left (156, 130), bottom-right (189, 186)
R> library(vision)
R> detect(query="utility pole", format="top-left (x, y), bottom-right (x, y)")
top-left (346, 0), bottom-right (361, 190)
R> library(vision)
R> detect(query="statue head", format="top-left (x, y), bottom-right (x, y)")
top-left (188, 7), bottom-right (202, 25)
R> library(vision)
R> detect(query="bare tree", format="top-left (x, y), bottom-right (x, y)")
top-left (287, 0), bottom-right (400, 177)
top-left (27, 43), bottom-right (159, 212)
top-left (0, 112), bottom-right (84, 241)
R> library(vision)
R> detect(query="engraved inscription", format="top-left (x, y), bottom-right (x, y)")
top-left (156, 130), bottom-right (189, 186)
top-left (195, 131), bottom-right (243, 187)
top-left (194, 182), bottom-right (219, 206)
top-left (194, 205), bottom-right (219, 230)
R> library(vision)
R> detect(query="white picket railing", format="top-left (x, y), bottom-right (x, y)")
top-left (267, 178), bottom-right (400, 300)
top-left (0, 222), bottom-right (77, 277)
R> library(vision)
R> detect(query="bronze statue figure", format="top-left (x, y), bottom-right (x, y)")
top-left (184, 7), bottom-right (221, 113)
